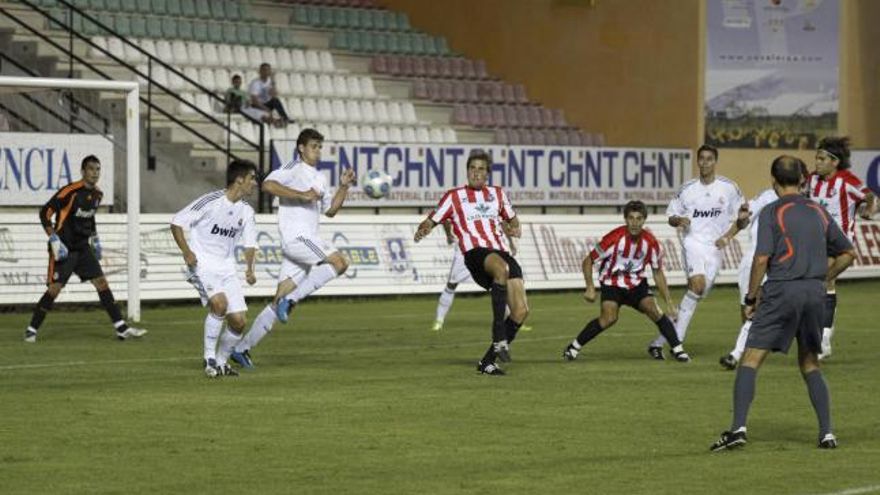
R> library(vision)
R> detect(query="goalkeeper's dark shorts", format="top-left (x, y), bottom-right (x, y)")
top-left (47, 246), bottom-right (104, 285)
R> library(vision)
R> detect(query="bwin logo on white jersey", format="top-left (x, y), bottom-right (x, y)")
top-left (210, 224), bottom-right (239, 238)
top-left (693, 208), bottom-right (723, 218)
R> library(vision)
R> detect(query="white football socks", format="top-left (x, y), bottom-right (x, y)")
top-left (435, 287), bottom-right (456, 323)
top-left (216, 328), bottom-right (242, 366)
top-left (204, 312), bottom-right (224, 361)
top-left (730, 320), bottom-right (752, 361)
top-left (237, 304), bottom-right (277, 353)
top-left (651, 290), bottom-right (701, 348)
top-left (287, 263), bottom-right (338, 304)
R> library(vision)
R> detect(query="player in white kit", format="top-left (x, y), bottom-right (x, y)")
top-left (718, 187), bottom-right (779, 369)
top-left (648, 145), bottom-right (749, 359)
top-left (807, 136), bottom-right (876, 359)
top-left (229, 128), bottom-right (356, 369)
top-left (171, 160), bottom-right (258, 378)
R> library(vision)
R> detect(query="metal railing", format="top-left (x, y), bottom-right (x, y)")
top-left (1, 0), bottom-right (271, 210)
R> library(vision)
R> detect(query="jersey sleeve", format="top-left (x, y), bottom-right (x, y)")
top-left (264, 168), bottom-right (287, 185)
top-left (315, 174), bottom-right (332, 214)
top-left (728, 183), bottom-right (745, 218)
top-left (590, 230), bottom-right (618, 261)
top-left (647, 236), bottom-right (663, 270)
top-left (171, 195), bottom-right (210, 229)
top-left (754, 207), bottom-right (775, 257)
top-left (241, 206), bottom-right (257, 248)
top-left (498, 187), bottom-right (515, 221)
top-left (429, 190), bottom-right (456, 224)
top-left (39, 188), bottom-right (65, 231)
top-left (666, 191), bottom-right (686, 218)
top-left (843, 175), bottom-right (868, 202)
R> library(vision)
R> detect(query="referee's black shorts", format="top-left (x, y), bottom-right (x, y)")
top-left (47, 246), bottom-right (104, 285)
top-left (463, 247), bottom-right (523, 290)
top-left (600, 280), bottom-right (654, 309)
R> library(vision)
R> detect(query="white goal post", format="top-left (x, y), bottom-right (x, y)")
top-left (0, 76), bottom-right (141, 321)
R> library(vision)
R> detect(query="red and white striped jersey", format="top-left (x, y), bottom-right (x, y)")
top-left (429, 185), bottom-right (515, 254)
top-left (591, 226), bottom-right (663, 288)
top-left (808, 170), bottom-right (869, 241)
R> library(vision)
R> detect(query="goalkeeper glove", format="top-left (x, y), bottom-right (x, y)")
top-left (90, 235), bottom-right (102, 261)
top-left (48, 233), bottom-right (68, 261)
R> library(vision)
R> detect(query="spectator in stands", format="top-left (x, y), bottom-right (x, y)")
top-left (248, 63), bottom-right (292, 127)
top-left (224, 74), bottom-right (249, 113)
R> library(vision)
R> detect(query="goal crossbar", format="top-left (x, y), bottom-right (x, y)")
top-left (0, 76), bottom-right (142, 321)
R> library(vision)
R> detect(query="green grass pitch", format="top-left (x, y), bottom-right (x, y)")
top-left (2, 282), bottom-right (879, 494)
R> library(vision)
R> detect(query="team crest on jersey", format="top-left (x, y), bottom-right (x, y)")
top-left (475, 203), bottom-right (490, 214)
top-left (623, 260), bottom-right (635, 272)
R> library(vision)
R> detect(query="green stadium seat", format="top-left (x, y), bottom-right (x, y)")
top-left (362, 31), bottom-right (376, 53)
top-left (209, 1), bottom-right (226, 20)
top-left (146, 16), bottom-right (162, 38)
top-left (105, 0), bottom-right (121, 12)
top-left (306, 6), bottom-right (320, 26)
top-left (177, 19), bottom-right (193, 39)
top-left (411, 34), bottom-right (425, 55)
top-left (373, 10), bottom-right (389, 31)
top-left (251, 24), bottom-right (267, 46)
top-left (397, 12), bottom-right (410, 31)
top-left (114, 14), bottom-right (131, 36)
top-left (374, 32), bottom-right (388, 53)
top-left (135, 0), bottom-right (152, 14)
top-left (239, 1), bottom-right (259, 23)
top-left (386, 31), bottom-right (401, 53)
top-left (344, 9), bottom-right (359, 30)
top-left (359, 9), bottom-right (373, 30)
top-left (223, 0), bottom-right (241, 22)
top-left (89, 0), bottom-right (107, 11)
top-left (130, 16), bottom-right (147, 37)
top-left (180, 0), bottom-right (195, 17)
top-left (120, 0), bottom-right (137, 13)
top-left (236, 23), bottom-right (253, 45)
top-left (97, 12), bottom-right (115, 33)
top-left (222, 23), bottom-right (237, 44)
top-left (208, 23), bottom-right (224, 44)
top-left (82, 15), bottom-right (101, 36)
top-left (330, 31), bottom-right (346, 50)
top-left (195, 0), bottom-right (211, 19)
top-left (423, 36), bottom-right (437, 56)
top-left (165, 0), bottom-right (181, 17)
top-left (161, 17), bottom-right (178, 38)
top-left (265, 26), bottom-right (281, 47)
top-left (192, 20), bottom-right (208, 41)
top-left (292, 8), bottom-right (308, 25)
top-left (436, 37), bottom-right (449, 56)
top-left (333, 8), bottom-right (348, 29)
top-left (280, 29), bottom-right (299, 49)
top-left (149, 0), bottom-right (167, 15)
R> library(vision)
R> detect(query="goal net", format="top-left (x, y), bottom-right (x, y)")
top-left (0, 76), bottom-right (142, 321)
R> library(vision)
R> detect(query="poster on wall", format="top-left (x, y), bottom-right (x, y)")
top-left (705, 0), bottom-right (839, 149)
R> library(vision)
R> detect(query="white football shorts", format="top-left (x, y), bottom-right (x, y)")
top-left (186, 264), bottom-right (247, 314)
top-left (681, 237), bottom-right (722, 282)
top-left (447, 247), bottom-right (473, 285)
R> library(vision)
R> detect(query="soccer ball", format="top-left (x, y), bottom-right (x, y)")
top-left (361, 169), bottom-right (392, 199)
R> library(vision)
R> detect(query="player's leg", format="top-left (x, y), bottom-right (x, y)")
top-left (433, 282), bottom-right (458, 331)
top-left (214, 274), bottom-right (249, 376)
top-left (722, 263), bottom-right (754, 369)
top-left (89, 275), bottom-right (147, 340)
top-left (638, 293), bottom-right (689, 362)
top-left (277, 237), bottom-right (348, 322)
top-left (820, 262), bottom-right (837, 360)
top-left (484, 252), bottom-right (513, 362)
top-left (202, 291), bottom-right (229, 378)
top-left (25, 252), bottom-right (74, 342)
top-left (563, 297), bottom-right (619, 361)
top-left (797, 289), bottom-right (836, 447)
top-left (501, 253), bottom-right (528, 348)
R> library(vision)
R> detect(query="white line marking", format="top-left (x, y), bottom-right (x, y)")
top-left (806, 485), bottom-right (880, 495)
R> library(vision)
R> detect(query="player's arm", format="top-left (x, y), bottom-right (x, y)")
top-left (859, 191), bottom-right (877, 219)
top-left (39, 190), bottom-right (70, 260)
top-left (744, 254), bottom-right (769, 319)
top-left (716, 203), bottom-right (750, 248)
top-left (666, 196), bottom-right (690, 229)
top-left (262, 180), bottom-right (319, 202)
top-left (442, 221), bottom-right (456, 244)
top-left (503, 216), bottom-right (522, 238)
top-left (651, 267), bottom-right (677, 319)
top-left (325, 168), bottom-right (355, 218)
top-left (581, 253), bottom-right (597, 303)
top-left (170, 224), bottom-right (197, 268)
top-left (414, 217), bottom-right (437, 242)
top-left (242, 209), bottom-right (258, 285)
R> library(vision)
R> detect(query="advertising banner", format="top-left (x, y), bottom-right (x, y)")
top-left (0, 132), bottom-right (115, 205)
top-left (705, 0), bottom-right (839, 149)
top-left (2, 213), bottom-right (880, 305)
top-left (270, 142), bottom-right (690, 206)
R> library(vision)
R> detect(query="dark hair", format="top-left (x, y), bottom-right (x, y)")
top-left (466, 150), bottom-right (491, 170)
top-left (817, 136), bottom-right (851, 170)
top-left (81, 154), bottom-right (100, 170)
top-left (231, 74), bottom-right (242, 81)
top-left (623, 200), bottom-right (648, 219)
top-left (227, 159), bottom-right (257, 186)
top-left (296, 128), bottom-right (324, 149)
top-left (771, 155), bottom-right (805, 187)
top-left (696, 144), bottom-right (718, 160)
top-left (259, 62), bottom-right (271, 70)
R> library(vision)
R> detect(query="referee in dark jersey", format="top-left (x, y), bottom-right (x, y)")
top-left (23, 155), bottom-right (146, 343)
top-left (711, 155), bottom-right (855, 451)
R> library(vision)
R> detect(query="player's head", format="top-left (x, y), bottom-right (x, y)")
top-left (770, 155), bottom-right (806, 192)
top-left (231, 74), bottom-right (242, 87)
top-left (227, 159), bottom-right (258, 196)
top-left (623, 200), bottom-right (648, 236)
top-left (296, 128), bottom-right (324, 166)
top-left (466, 150), bottom-right (491, 188)
top-left (259, 63), bottom-right (272, 79)
top-left (81, 155), bottom-right (101, 188)
top-left (696, 144), bottom-right (718, 179)
top-left (816, 136), bottom-right (851, 176)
